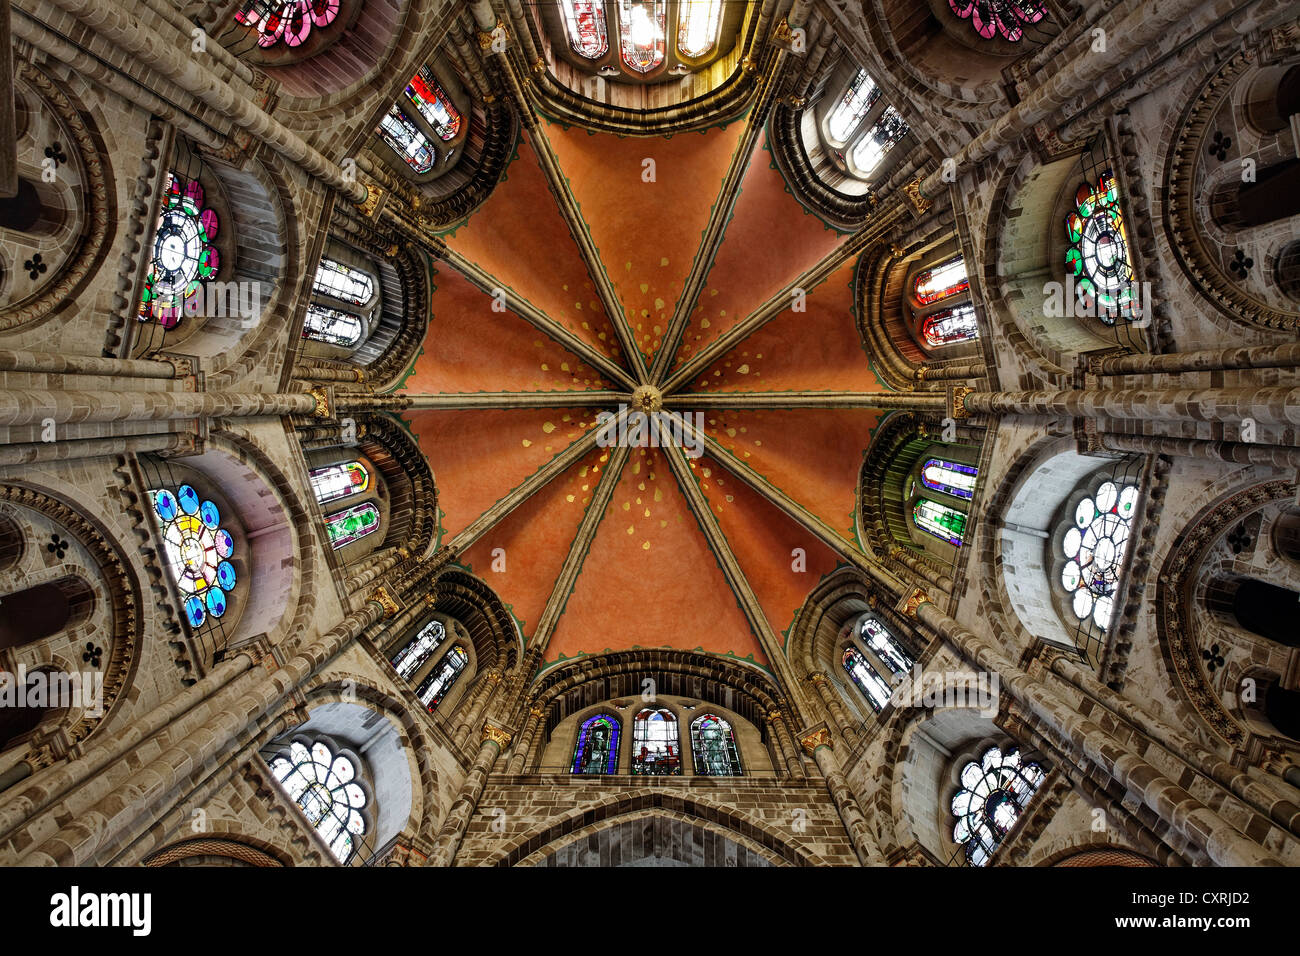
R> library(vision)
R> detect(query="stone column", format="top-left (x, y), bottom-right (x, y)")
top-left (426, 725), bottom-right (510, 867)
top-left (298, 365), bottom-right (366, 384)
top-left (0, 431), bottom-right (188, 467)
top-left (766, 709), bottom-right (805, 780)
top-left (889, 545), bottom-right (953, 592)
top-left (0, 389), bottom-right (317, 426)
top-left (807, 673), bottom-right (860, 747)
top-left (1092, 343), bottom-right (1300, 376)
top-left (6, 597), bottom-right (387, 864)
top-left (0, 350), bottom-right (177, 378)
top-left (1099, 432), bottom-right (1300, 470)
top-left (37, 0), bottom-right (368, 201)
top-left (963, 386), bottom-right (1300, 427)
top-left (453, 671), bottom-right (502, 749)
top-left (801, 727), bottom-right (877, 866)
top-left (505, 706), bottom-right (547, 774)
top-left (345, 548), bottom-right (408, 594)
top-left (915, 363), bottom-right (986, 382)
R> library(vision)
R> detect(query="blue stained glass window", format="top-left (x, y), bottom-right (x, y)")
top-left (920, 458), bottom-right (979, 501)
top-left (151, 484), bottom-right (238, 630)
top-left (572, 714), bottom-right (621, 774)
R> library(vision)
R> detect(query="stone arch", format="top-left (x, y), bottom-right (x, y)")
top-left (0, 482), bottom-right (143, 756)
top-left (1156, 477), bottom-right (1300, 755)
top-left (524, 648), bottom-right (796, 776)
top-left (430, 568), bottom-right (523, 676)
top-left (484, 789), bottom-right (832, 867)
top-left (521, 809), bottom-right (782, 866)
top-left (0, 60), bottom-right (114, 334)
top-left (143, 836), bottom-right (290, 867)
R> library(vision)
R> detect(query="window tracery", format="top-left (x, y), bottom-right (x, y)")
top-left (1065, 171), bottom-right (1137, 323)
top-left (951, 745), bottom-right (1044, 866)
top-left (631, 707), bottom-right (680, 774)
top-left (150, 485), bottom-right (237, 630)
top-left (843, 645), bottom-right (892, 711)
top-left (234, 0), bottom-right (342, 49)
top-left (913, 497), bottom-right (967, 547)
top-left (268, 737), bottom-right (367, 862)
top-left (690, 713), bottom-right (743, 775)
top-left (572, 714), bottom-right (621, 774)
top-left (309, 461), bottom-right (370, 505)
top-left (324, 501), bottom-right (380, 549)
top-left (138, 172), bottom-right (220, 329)
top-left (947, 0), bottom-right (1046, 42)
top-left (618, 0), bottom-right (666, 73)
top-left (303, 303), bottom-right (364, 347)
top-left (416, 644), bottom-right (468, 709)
top-left (1059, 480), bottom-right (1139, 630)
top-left (391, 618), bottom-right (448, 680)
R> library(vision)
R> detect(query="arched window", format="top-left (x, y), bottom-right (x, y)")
top-left (677, 0), bottom-right (722, 58)
top-left (1060, 480), bottom-right (1139, 630)
top-left (406, 67), bottom-right (462, 142)
top-left (851, 105), bottom-right (909, 179)
top-left (951, 745), bottom-right (1045, 866)
top-left (1065, 171), bottom-right (1136, 324)
top-left (268, 738), bottom-right (368, 863)
top-left (619, 0), bottom-right (666, 73)
top-left (859, 618), bottom-right (915, 675)
top-left (914, 498), bottom-right (967, 546)
top-left (415, 645), bottom-right (468, 709)
top-left (690, 713), bottom-right (742, 776)
top-left (947, 0), bottom-right (1045, 42)
top-left (235, 0), bottom-right (342, 48)
top-left (391, 618), bottom-right (447, 679)
top-left (150, 485), bottom-right (237, 629)
top-left (313, 256), bottom-right (375, 306)
top-left (921, 304), bottom-right (980, 347)
top-left (572, 714), bottom-right (621, 774)
top-left (631, 707), bottom-right (680, 774)
top-left (303, 304), bottom-right (363, 347)
top-left (842, 645), bottom-right (892, 711)
top-left (377, 105), bottom-right (437, 175)
top-left (138, 172), bottom-right (220, 329)
top-left (913, 255), bottom-right (969, 306)
top-left (827, 69), bottom-right (880, 145)
top-left (309, 461), bottom-right (370, 505)
top-left (920, 458), bottom-right (978, 500)
top-left (560, 0), bottom-right (609, 59)
top-left (324, 501), bottom-right (380, 550)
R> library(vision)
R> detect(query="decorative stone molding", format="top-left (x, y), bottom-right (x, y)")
top-left (800, 725), bottom-right (833, 755)
top-left (898, 587), bottom-right (932, 619)
top-left (903, 179), bottom-right (934, 215)
top-left (372, 585), bottom-right (401, 619)
top-left (482, 724), bottom-right (512, 748)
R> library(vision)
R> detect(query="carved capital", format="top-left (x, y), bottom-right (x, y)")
top-left (807, 672), bottom-right (829, 688)
top-left (903, 179), bottom-right (933, 215)
top-left (478, 22), bottom-right (507, 50)
top-left (483, 724), bottom-right (513, 748)
top-left (899, 586), bottom-right (931, 619)
top-left (949, 384), bottom-right (974, 420)
top-left (800, 726), bottom-right (833, 755)
top-left (355, 182), bottom-right (383, 219)
top-left (307, 386), bottom-right (331, 418)
top-left (532, 56), bottom-right (546, 74)
top-left (371, 585), bottom-right (401, 619)
top-left (529, 705), bottom-right (547, 720)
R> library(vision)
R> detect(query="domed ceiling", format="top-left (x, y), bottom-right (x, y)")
top-left (397, 117), bottom-right (893, 674)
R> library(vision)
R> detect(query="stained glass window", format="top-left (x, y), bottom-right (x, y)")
top-left (827, 69), bottom-right (881, 144)
top-left (235, 0), bottom-right (342, 49)
top-left (951, 746), bottom-right (1045, 866)
top-left (150, 485), bottom-right (237, 630)
top-left (914, 255), bottom-right (969, 306)
top-left (851, 105), bottom-right (909, 179)
top-left (391, 618), bottom-right (448, 680)
top-left (860, 618), bottom-right (915, 676)
top-left (677, 0), bottom-right (722, 58)
top-left (1060, 480), bottom-right (1139, 630)
top-left (690, 713), bottom-right (742, 776)
top-left (268, 738), bottom-right (367, 863)
top-left (1065, 171), bottom-right (1136, 324)
top-left (921, 304), bottom-right (980, 347)
top-left (631, 707), bottom-right (680, 774)
top-left (619, 0), bottom-right (666, 73)
top-left (138, 172), bottom-right (220, 329)
top-left (406, 67), bottom-right (462, 142)
top-left (324, 501), bottom-right (380, 549)
top-left (921, 458), bottom-right (978, 500)
top-left (843, 645), bottom-right (892, 711)
top-left (914, 498), bottom-right (967, 546)
top-left (313, 257), bottom-right (375, 306)
top-left (561, 0), bottom-right (609, 59)
top-left (377, 105), bottom-right (437, 174)
top-left (572, 714), bottom-right (621, 774)
top-left (416, 644), bottom-right (468, 709)
top-left (309, 461), bottom-right (370, 505)
top-left (947, 0), bottom-right (1045, 42)
top-left (303, 304), bottom-right (363, 347)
